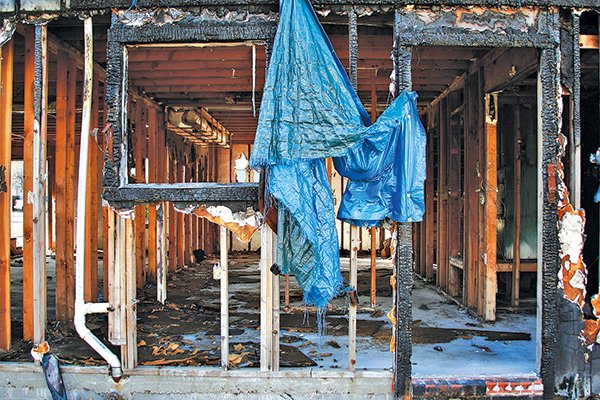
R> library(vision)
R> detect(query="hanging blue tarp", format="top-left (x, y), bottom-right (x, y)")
top-left (250, 0), bottom-right (426, 308)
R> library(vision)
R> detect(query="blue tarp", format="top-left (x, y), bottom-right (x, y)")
top-left (250, 0), bottom-right (426, 308)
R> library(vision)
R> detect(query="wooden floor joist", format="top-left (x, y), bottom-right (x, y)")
top-left (0, 40), bottom-right (14, 350)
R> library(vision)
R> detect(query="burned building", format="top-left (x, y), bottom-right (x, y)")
top-left (0, 0), bottom-right (599, 398)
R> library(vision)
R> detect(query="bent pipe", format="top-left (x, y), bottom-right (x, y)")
top-left (74, 17), bottom-right (122, 382)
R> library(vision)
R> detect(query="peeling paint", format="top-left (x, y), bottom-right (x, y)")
top-left (0, 164), bottom-right (6, 193)
top-left (0, 19), bottom-right (15, 48)
top-left (557, 129), bottom-right (599, 347)
top-left (410, 6), bottom-right (540, 34)
top-left (117, 7), bottom-right (189, 26)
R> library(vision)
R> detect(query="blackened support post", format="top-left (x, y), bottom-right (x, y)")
top-left (538, 38), bottom-right (561, 399)
top-left (393, 9), bottom-right (413, 399)
top-left (570, 11), bottom-right (581, 208)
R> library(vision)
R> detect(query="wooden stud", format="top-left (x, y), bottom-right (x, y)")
top-left (108, 209), bottom-right (126, 345)
top-left (348, 225), bottom-right (359, 371)
top-left (512, 105), bottom-right (522, 307)
top-left (0, 40), bottom-right (13, 350)
top-left (260, 224), bottom-right (274, 371)
top-left (424, 110), bottom-right (435, 282)
top-left (447, 93), bottom-right (462, 298)
top-left (122, 216), bottom-right (137, 369)
top-left (184, 156), bottom-right (192, 265)
top-left (147, 108), bottom-right (158, 283)
top-left (65, 59), bottom-right (77, 321)
top-left (22, 25), bottom-right (35, 341)
top-left (437, 99), bottom-right (448, 290)
top-left (463, 73), bottom-right (479, 309)
top-left (271, 231), bottom-right (280, 371)
top-left (370, 228), bottom-right (377, 307)
top-left (220, 226), bottom-right (229, 370)
top-left (54, 50), bottom-right (67, 320)
top-left (156, 203), bottom-right (167, 303)
top-left (32, 23), bottom-right (49, 345)
top-left (284, 275), bottom-right (290, 312)
top-left (177, 162), bottom-right (185, 265)
top-left (84, 74), bottom-right (100, 302)
top-left (134, 101), bottom-right (146, 289)
top-left (168, 152), bottom-right (177, 272)
top-left (47, 157), bottom-right (54, 252)
top-left (102, 94), bottom-right (111, 300)
top-left (477, 70), bottom-right (486, 317)
top-left (369, 70), bottom-right (378, 307)
top-left (482, 93), bottom-right (498, 321)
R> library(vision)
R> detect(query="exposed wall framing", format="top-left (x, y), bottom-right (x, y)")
top-left (0, 2), bottom-right (597, 399)
top-left (395, 5), bottom-right (561, 397)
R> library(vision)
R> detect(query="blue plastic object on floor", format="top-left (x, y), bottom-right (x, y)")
top-left (42, 353), bottom-right (68, 400)
top-left (250, 0), bottom-right (426, 308)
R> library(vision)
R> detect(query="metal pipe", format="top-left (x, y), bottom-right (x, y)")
top-left (73, 17), bottom-right (122, 381)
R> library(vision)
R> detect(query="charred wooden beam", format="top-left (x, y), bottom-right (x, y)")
top-left (104, 183), bottom-right (258, 212)
top-left (65, 0), bottom-right (600, 11)
top-left (394, 6), bottom-right (557, 48)
top-left (393, 9), bottom-right (413, 399)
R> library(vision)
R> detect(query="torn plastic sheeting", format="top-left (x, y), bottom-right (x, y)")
top-left (250, 0), bottom-right (425, 308)
top-left (335, 91), bottom-right (426, 226)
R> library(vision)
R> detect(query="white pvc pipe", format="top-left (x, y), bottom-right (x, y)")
top-left (73, 17), bottom-right (122, 381)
